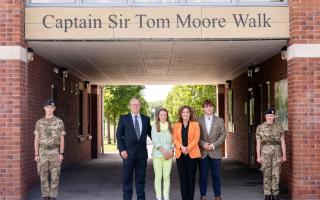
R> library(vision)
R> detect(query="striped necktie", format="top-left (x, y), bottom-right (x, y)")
top-left (134, 115), bottom-right (140, 140)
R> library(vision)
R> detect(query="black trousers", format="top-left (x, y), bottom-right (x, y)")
top-left (122, 159), bottom-right (147, 200)
top-left (176, 154), bottom-right (198, 200)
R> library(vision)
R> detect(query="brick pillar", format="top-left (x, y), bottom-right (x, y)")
top-left (217, 84), bottom-right (225, 120)
top-left (288, 1), bottom-right (320, 199)
top-left (90, 85), bottom-right (104, 158)
top-left (217, 84), bottom-right (226, 157)
top-left (91, 85), bottom-right (98, 159)
top-left (0, 0), bottom-right (28, 199)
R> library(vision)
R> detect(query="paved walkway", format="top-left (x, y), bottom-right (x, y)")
top-left (28, 154), bottom-right (289, 200)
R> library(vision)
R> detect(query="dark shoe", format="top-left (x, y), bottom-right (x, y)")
top-left (51, 198), bottom-right (56, 200)
top-left (264, 195), bottom-right (272, 200)
top-left (272, 195), bottom-right (280, 200)
top-left (43, 197), bottom-right (50, 200)
top-left (214, 197), bottom-right (221, 200)
top-left (200, 197), bottom-right (206, 200)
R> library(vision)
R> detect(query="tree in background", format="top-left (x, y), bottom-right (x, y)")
top-left (164, 85), bottom-right (216, 122)
top-left (148, 100), bottom-right (164, 123)
top-left (104, 86), bottom-right (148, 144)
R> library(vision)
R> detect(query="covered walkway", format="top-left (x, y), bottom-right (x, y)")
top-left (28, 154), bottom-right (289, 200)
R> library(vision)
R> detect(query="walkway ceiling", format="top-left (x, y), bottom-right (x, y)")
top-left (28, 40), bottom-right (287, 85)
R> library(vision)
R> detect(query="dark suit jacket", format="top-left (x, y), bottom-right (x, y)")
top-left (116, 113), bottom-right (152, 160)
top-left (199, 115), bottom-right (226, 159)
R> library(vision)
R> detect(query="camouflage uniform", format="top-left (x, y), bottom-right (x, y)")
top-left (256, 121), bottom-right (284, 195)
top-left (34, 116), bottom-right (66, 198)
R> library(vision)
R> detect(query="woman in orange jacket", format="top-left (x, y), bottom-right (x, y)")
top-left (173, 105), bottom-right (201, 200)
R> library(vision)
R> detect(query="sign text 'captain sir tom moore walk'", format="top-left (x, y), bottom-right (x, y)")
top-left (25, 7), bottom-right (289, 40)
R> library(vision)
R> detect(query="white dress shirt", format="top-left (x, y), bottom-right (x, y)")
top-left (205, 114), bottom-right (213, 135)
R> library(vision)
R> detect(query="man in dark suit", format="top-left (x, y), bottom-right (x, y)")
top-left (198, 99), bottom-right (227, 200)
top-left (116, 97), bottom-right (152, 200)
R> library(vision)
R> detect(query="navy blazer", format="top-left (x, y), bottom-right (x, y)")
top-left (116, 113), bottom-right (152, 160)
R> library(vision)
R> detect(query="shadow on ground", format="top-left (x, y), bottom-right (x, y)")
top-left (28, 154), bottom-right (289, 200)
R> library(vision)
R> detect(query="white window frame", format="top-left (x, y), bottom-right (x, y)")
top-left (26, 0), bottom-right (288, 7)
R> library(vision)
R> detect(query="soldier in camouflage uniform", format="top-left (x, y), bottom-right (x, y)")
top-left (34, 99), bottom-right (66, 200)
top-left (256, 108), bottom-right (287, 200)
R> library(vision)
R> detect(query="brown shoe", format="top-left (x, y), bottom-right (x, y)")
top-left (214, 197), bottom-right (221, 200)
top-left (200, 197), bottom-right (206, 200)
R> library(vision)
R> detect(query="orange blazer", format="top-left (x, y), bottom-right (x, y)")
top-left (173, 121), bottom-right (201, 159)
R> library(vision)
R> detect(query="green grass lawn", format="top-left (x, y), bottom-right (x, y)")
top-left (104, 142), bottom-right (118, 153)
top-left (104, 124), bottom-right (118, 153)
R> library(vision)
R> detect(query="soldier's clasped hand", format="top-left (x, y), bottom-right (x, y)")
top-left (256, 156), bottom-right (262, 164)
top-left (34, 155), bottom-right (40, 162)
top-left (57, 154), bottom-right (64, 162)
top-left (281, 155), bottom-right (287, 162)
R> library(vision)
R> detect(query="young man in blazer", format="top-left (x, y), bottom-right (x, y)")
top-left (116, 97), bottom-right (152, 200)
top-left (198, 99), bottom-right (227, 200)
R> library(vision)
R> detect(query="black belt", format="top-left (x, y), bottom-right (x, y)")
top-left (261, 141), bottom-right (280, 145)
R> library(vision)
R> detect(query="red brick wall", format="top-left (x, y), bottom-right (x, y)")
top-left (226, 53), bottom-right (290, 186)
top-left (26, 55), bottom-right (92, 191)
top-left (225, 73), bottom-right (249, 164)
top-left (287, 58), bottom-right (320, 200)
top-left (0, 60), bottom-right (28, 199)
top-left (288, 0), bottom-right (320, 199)
top-left (217, 84), bottom-right (226, 157)
top-left (0, 0), bottom-right (28, 199)
top-left (52, 72), bottom-right (92, 167)
top-left (289, 0), bottom-right (320, 45)
top-left (0, 0), bottom-right (25, 46)
top-left (0, 46), bottom-right (96, 200)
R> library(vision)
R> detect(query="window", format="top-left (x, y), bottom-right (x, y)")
top-left (188, 0), bottom-right (231, 2)
top-left (87, 93), bottom-right (91, 135)
top-left (51, 84), bottom-right (57, 104)
top-left (134, 0), bottom-right (179, 3)
top-left (227, 89), bottom-right (234, 133)
top-left (30, 0), bottom-right (75, 3)
top-left (82, 0), bottom-right (127, 3)
top-left (79, 90), bottom-right (83, 135)
top-left (238, 0), bottom-right (286, 2)
top-left (275, 79), bottom-right (288, 130)
top-left (249, 98), bottom-right (254, 126)
top-left (259, 84), bottom-right (263, 123)
top-left (266, 81), bottom-right (271, 108)
top-left (28, 0), bottom-right (288, 5)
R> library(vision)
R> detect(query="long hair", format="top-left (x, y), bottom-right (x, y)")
top-left (178, 105), bottom-right (197, 123)
top-left (155, 108), bottom-right (172, 134)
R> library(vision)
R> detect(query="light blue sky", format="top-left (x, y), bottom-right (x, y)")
top-left (143, 85), bottom-right (173, 102)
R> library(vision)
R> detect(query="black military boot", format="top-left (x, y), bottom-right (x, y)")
top-left (264, 195), bottom-right (272, 200)
top-left (272, 195), bottom-right (280, 200)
